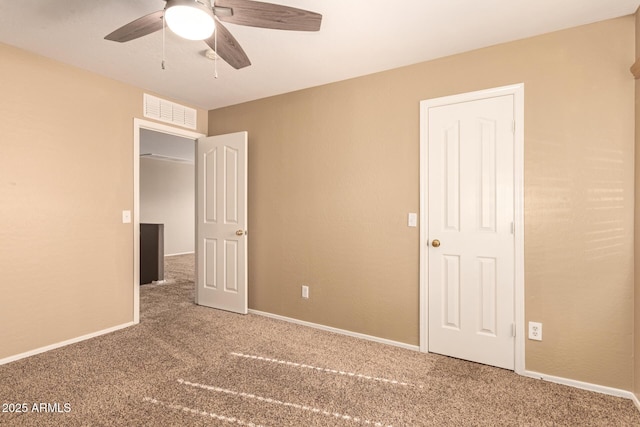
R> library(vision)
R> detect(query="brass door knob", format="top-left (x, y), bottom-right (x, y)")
top-left (236, 230), bottom-right (245, 236)
top-left (432, 239), bottom-right (441, 248)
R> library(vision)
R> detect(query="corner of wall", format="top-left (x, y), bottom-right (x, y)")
top-left (634, 5), bottom-right (640, 408)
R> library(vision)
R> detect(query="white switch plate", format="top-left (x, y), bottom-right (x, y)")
top-left (528, 321), bottom-right (542, 341)
top-left (301, 285), bottom-right (309, 299)
top-left (408, 213), bottom-right (417, 227)
top-left (122, 210), bottom-right (132, 224)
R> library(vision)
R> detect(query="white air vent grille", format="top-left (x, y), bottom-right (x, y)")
top-left (143, 94), bottom-right (197, 130)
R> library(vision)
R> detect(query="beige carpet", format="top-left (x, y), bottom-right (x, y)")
top-left (1, 254), bottom-right (639, 426)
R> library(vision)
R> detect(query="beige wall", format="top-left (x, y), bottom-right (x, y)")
top-left (210, 17), bottom-right (635, 390)
top-left (140, 157), bottom-right (195, 256)
top-left (0, 42), bottom-right (207, 360)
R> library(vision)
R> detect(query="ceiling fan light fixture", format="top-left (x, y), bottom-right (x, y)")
top-left (165, 0), bottom-right (215, 41)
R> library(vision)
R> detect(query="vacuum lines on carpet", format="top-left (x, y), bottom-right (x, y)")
top-left (143, 351), bottom-right (404, 426)
top-left (230, 352), bottom-right (423, 389)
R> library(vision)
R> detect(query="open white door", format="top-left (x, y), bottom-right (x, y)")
top-left (196, 132), bottom-right (248, 314)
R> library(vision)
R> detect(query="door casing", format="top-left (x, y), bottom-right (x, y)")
top-left (418, 84), bottom-right (525, 374)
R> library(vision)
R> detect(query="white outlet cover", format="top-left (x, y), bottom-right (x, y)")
top-left (122, 210), bottom-right (132, 224)
top-left (528, 321), bottom-right (542, 341)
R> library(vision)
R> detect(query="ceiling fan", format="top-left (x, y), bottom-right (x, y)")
top-left (104, 0), bottom-right (322, 69)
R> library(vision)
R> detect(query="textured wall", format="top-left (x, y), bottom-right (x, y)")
top-left (0, 42), bottom-right (207, 360)
top-left (209, 17), bottom-right (635, 390)
top-left (140, 158), bottom-right (195, 256)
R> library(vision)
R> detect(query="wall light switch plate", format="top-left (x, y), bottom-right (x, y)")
top-left (122, 210), bottom-right (132, 224)
top-left (408, 213), bottom-right (417, 227)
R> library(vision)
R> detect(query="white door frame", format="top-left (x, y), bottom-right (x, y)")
top-left (419, 84), bottom-right (525, 374)
top-left (132, 118), bottom-right (205, 324)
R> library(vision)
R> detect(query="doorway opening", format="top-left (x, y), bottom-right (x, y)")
top-left (133, 119), bottom-right (205, 323)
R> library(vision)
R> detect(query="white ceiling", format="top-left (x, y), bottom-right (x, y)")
top-left (0, 0), bottom-right (638, 110)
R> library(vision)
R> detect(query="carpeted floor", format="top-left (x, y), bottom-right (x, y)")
top-left (1, 253), bottom-right (639, 426)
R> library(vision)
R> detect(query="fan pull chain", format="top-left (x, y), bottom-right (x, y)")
top-left (213, 24), bottom-right (218, 79)
top-left (161, 14), bottom-right (166, 70)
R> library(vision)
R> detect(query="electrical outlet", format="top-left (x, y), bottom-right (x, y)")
top-left (528, 321), bottom-right (542, 341)
top-left (301, 285), bottom-right (309, 299)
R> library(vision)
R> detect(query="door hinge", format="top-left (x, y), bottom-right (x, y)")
top-left (510, 222), bottom-right (514, 234)
top-left (511, 120), bottom-right (516, 133)
top-left (511, 323), bottom-right (516, 337)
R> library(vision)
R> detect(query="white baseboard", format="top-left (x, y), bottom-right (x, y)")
top-left (632, 392), bottom-right (640, 412)
top-left (0, 322), bottom-right (135, 366)
top-left (523, 370), bottom-right (634, 400)
top-left (248, 309), bottom-right (420, 352)
top-left (165, 251), bottom-right (195, 257)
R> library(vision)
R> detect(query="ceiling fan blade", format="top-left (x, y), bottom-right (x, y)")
top-left (204, 21), bottom-right (251, 69)
top-left (214, 0), bottom-right (321, 31)
top-left (105, 10), bottom-right (164, 42)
